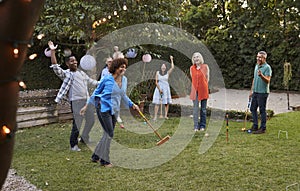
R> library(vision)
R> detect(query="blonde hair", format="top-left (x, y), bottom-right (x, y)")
top-left (192, 52), bottom-right (204, 64)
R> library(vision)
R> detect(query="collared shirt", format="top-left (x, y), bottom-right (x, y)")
top-left (89, 75), bottom-right (133, 115)
top-left (253, 62), bottom-right (272, 93)
top-left (51, 64), bottom-right (99, 102)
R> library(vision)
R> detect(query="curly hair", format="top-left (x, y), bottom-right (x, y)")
top-left (109, 58), bottom-right (128, 74)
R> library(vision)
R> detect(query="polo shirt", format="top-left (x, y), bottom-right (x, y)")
top-left (253, 62), bottom-right (272, 93)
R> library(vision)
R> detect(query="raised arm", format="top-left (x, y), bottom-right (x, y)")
top-left (167, 55), bottom-right (174, 75)
top-left (48, 41), bottom-right (65, 79)
top-left (48, 41), bottom-right (58, 65)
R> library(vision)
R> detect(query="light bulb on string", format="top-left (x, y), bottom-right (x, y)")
top-left (19, 81), bottom-right (27, 89)
top-left (114, 10), bottom-right (118, 16)
top-left (27, 39), bottom-right (34, 48)
top-left (108, 15), bottom-right (112, 19)
top-left (123, 3), bottom-right (127, 11)
top-left (29, 53), bottom-right (37, 60)
top-left (13, 44), bottom-right (19, 58)
top-left (13, 48), bottom-right (19, 55)
top-left (92, 21), bottom-right (97, 29)
top-left (37, 34), bottom-right (45, 40)
top-left (2, 125), bottom-right (11, 135)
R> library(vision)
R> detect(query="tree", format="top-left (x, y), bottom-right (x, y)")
top-left (35, 0), bottom-right (181, 47)
top-left (0, 0), bottom-right (45, 188)
top-left (21, 0), bottom-right (183, 90)
top-left (181, 0), bottom-right (300, 90)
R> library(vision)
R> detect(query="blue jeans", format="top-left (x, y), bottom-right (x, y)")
top-left (94, 102), bottom-right (116, 164)
top-left (250, 92), bottom-right (269, 130)
top-left (193, 93), bottom-right (207, 129)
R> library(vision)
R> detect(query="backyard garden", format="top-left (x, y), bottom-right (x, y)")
top-left (1, 0), bottom-right (300, 190)
top-left (8, 111), bottom-right (300, 190)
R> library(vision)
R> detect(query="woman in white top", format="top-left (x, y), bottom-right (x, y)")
top-left (152, 56), bottom-right (174, 120)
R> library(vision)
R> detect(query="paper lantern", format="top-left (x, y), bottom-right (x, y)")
top-left (44, 48), bottom-right (51, 57)
top-left (126, 48), bottom-right (137, 58)
top-left (80, 55), bottom-right (96, 71)
top-left (142, 54), bottom-right (152, 63)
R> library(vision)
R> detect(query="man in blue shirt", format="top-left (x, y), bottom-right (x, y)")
top-left (249, 51), bottom-right (272, 134)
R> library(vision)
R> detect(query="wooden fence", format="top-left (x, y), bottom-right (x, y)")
top-left (16, 71), bottom-right (191, 129)
top-left (17, 89), bottom-right (72, 129)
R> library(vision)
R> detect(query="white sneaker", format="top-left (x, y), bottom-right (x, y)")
top-left (71, 145), bottom-right (81, 152)
top-left (117, 116), bottom-right (123, 123)
top-left (200, 128), bottom-right (205, 131)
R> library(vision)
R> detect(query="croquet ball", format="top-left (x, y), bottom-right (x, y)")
top-left (247, 129), bottom-right (252, 133)
top-left (205, 133), bottom-right (209, 137)
top-left (143, 122), bottom-right (147, 125)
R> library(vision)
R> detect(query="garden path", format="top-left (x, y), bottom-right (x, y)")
top-left (173, 88), bottom-right (300, 115)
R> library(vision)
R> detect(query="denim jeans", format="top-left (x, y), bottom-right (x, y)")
top-left (250, 92), bottom-right (269, 130)
top-left (192, 93), bottom-right (207, 129)
top-left (94, 103), bottom-right (116, 164)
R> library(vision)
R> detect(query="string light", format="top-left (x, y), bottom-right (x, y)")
top-left (18, 81), bottom-right (27, 89)
top-left (13, 48), bottom-right (19, 55)
top-left (123, 4), bottom-right (127, 11)
top-left (2, 126), bottom-right (10, 135)
top-left (37, 33), bottom-right (45, 40)
top-left (0, 125), bottom-right (15, 142)
top-left (0, 76), bottom-right (27, 90)
top-left (0, 125), bottom-right (12, 142)
top-left (29, 53), bottom-right (37, 60)
top-left (92, 3), bottom-right (130, 30)
top-left (13, 44), bottom-right (19, 58)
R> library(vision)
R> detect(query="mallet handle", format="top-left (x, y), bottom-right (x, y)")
top-left (138, 110), bottom-right (163, 140)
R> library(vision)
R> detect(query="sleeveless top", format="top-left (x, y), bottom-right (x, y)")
top-left (190, 64), bottom-right (209, 100)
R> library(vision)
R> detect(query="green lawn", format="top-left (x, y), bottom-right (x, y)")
top-left (12, 112), bottom-right (300, 191)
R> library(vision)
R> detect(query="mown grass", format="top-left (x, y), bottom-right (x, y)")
top-left (12, 112), bottom-right (300, 191)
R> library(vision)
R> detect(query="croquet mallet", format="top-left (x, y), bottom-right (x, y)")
top-left (138, 110), bottom-right (170, 146)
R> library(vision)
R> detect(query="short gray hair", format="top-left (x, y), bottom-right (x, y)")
top-left (258, 51), bottom-right (267, 59)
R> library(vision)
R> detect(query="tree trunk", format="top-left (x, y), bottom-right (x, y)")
top-left (0, 0), bottom-right (45, 188)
